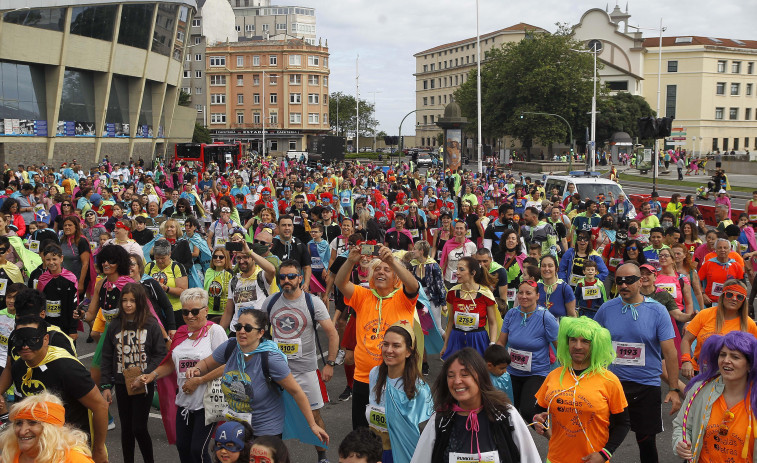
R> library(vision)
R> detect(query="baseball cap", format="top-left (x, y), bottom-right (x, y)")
top-left (719, 189), bottom-right (726, 194)
top-left (640, 263), bottom-right (657, 274)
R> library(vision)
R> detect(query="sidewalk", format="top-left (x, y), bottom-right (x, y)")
top-left (615, 165), bottom-right (756, 189)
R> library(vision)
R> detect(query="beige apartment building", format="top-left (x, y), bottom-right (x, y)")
top-left (642, 36), bottom-right (757, 154)
top-left (413, 23), bottom-right (547, 151)
top-left (204, 38), bottom-right (330, 155)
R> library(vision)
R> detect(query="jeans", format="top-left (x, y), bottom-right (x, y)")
top-left (176, 407), bottom-right (214, 463)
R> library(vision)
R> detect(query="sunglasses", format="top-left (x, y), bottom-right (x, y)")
top-left (212, 255), bottom-right (226, 260)
top-left (181, 307), bottom-right (205, 317)
top-left (724, 291), bottom-right (746, 302)
top-left (519, 280), bottom-right (538, 289)
top-left (615, 275), bottom-right (641, 286)
top-left (233, 323), bottom-right (262, 333)
top-left (627, 246), bottom-right (638, 251)
top-left (576, 236), bottom-right (589, 242)
top-left (279, 273), bottom-right (300, 281)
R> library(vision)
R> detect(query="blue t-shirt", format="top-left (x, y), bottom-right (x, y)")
top-left (501, 307), bottom-right (558, 377)
top-left (490, 372), bottom-right (514, 403)
top-left (538, 281), bottom-right (576, 318)
top-left (593, 297), bottom-right (675, 386)
top-left (212, 340), bottom-right (290, 435)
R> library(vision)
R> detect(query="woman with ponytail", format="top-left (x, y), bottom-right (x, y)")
top-left (441, 257), bottom-right (498, 360)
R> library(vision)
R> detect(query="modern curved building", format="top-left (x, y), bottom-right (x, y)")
top-left (0, 0), bottom-right (198, 168)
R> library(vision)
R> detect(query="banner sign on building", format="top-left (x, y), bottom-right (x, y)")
top-left (446, 128), bottom-right (462, 172)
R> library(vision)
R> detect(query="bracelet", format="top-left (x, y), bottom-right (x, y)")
top-left (599, 448), bottom-right (612, 461)
top-left (99, 383), bottom-right (113, 391)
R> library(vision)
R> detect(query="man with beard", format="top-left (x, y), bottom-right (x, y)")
top-left (594, 263), bottom-right (681, 463)
top-left (263, 259), bottom-right (339, 463)
top-left (483, 204), bottom-right (517, 250)
top-left (521, 207), bottom-right (558, 258)
top-left (220, 246), bottom-right (276, 333)
top-left (271, 215), bottom-right (312, 291)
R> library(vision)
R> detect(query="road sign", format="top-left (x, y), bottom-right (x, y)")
top-left (668, 141), bottom-right (686, 146)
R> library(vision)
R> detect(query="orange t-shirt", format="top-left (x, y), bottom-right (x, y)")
top-left (703, 251), bottom-right (745, 270)
top-left (345, 285), bottom-right (418, 383)
top-left (686, 306), bottom-right (757, 370)
top-left (697, 259), bottom-right (745, 301)
top-left (535, 367), bottom-right (627, 463)
top-left (13, 449), bottom-right (94, 463)
top-left (699, 395), bottom-right (754, 463)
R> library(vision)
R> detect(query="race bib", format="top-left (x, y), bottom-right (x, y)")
top-left (582, 286), bottom-right (601, 300)
top-left (178, 357), bottom-right (200, 379)
top-left (311, 256), bottom-right (324, 270)
top-left (640, 228), bottom-right (651, 242)
top-left (410, 229), bottom-right (420, 238)
top-left (0, 333), bottom-right (7, 346)
top-left (750, 214), bottom-right (757, 222)
top-left (147, 226), bottom-right (159, 234)
top-left (712, 282), bottom-right (724, 297)
top-left (293, 216), bottom-right (303, 225)
top-left (450, 271), bottom-right (458, 284)
top-left (366, 404), bottom-right (387, 432)
top-left (90, 241), bottom-right (98, 251)
top-left (449, 451), bottom-right (499, 463)
top-left (215, 237), bottom-right (227, 248)
top-left (740, 243), bottom-right (749, 253)
top-left (608, 257), bottom-right (623, 268)
top-left (569, 274), bottom-right (582, 286)
top-left (275, 338), bottom-right (302, 359)
top-left (506, 288), bottom-right (516, 302)
top-left (454, 312), bottom-right (479, 331)
top-left (657, 283), bottom-right (677, 298)
top-left (508, 348), bottom-right (533, 372)
top-left (341, 196), bottom-right (351, 205)
top-left (465, 230), bottom-right (472, 238)
top-left (29, 240), bottom-right (40, 253)
top-left (224, 407), bottom-right (252, 425)
top-left (612, 341), bottom-right (646, 366)
top-left (0, 279), bottom-right (7, 296)
top-left (46, 300), bottom-right (62, 318)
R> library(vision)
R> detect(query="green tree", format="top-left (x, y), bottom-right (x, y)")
top-left (454, 27), bottom-right (598, 160)
top-left (192, 122), bottom-right (211, 143)
top-left (596, 92), bottom-right (656, 146)
top-left (329, 91), bottom-right (377, 138)
top-left (179, 90), bottom-right (192, 107)
top-left (376, 130), bottom-right (388, 139)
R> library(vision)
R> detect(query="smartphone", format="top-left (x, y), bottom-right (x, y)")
top-left (225, 241), bottom-right (244, 252)
top-left (361, 244), bottom-right (380, 256)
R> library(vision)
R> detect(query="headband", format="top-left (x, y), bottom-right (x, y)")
top-left (724, 284), bottom-right (747, 297)
top-left (115, 221), bottom-right (131, 231)
top-left (14, 402), bottom-right (65, 427)
top-left (390, 319), bottom-right (415, 348)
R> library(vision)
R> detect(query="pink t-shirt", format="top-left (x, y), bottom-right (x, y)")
top-left (655, 273), bottom-right (690, 312)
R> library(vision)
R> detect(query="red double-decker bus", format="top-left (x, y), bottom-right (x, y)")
top-left (174, 142), bottom-right (243, 172)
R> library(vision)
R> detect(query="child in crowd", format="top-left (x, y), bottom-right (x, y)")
top-left (212, 420), bottom-right (254, 463)
top-left (573, 260), bottom-right (607, 319)
top-left (308, 222), bottom-right (329, 293)
top-left (484, 344), bottom-right (514, 403)
top-left (528, 243), bottom-right (542, 260)
top-left (339, 427), bottom-right (382, 463)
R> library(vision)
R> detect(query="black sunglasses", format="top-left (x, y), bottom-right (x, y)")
top-left (212, 255), bottom-right (226, 260)
top-left (181, 308), bottom-right (205, 317)
top-left (279, 273), bottom-right (300, 281)
top-left (627, 246), bottom-right (638, 251)
top-left (615, 275), bottom-right (641, 286)
top-left (233, 323), bottom-right (262, 333)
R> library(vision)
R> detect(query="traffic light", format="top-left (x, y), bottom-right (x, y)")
top-left (656, 117), bottom-right (674, 138)
top-left (637, 117), bottom-right (657, 138)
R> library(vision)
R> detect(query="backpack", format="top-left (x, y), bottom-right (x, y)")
top-left (263, 292), bottom-right (326, 364)
top-left (222, 339), bottom-right (281, 394)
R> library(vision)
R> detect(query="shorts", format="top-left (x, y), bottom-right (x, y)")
top-left (292, 370), bottom-right (325, 410)
top-left (92, 310), bottom-right (106, 333)
top-left (341, 313), bottom-right (357, 350)
top-left (621, 380), bottom-right (663, 434)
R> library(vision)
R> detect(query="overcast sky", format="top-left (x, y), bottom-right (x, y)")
top-left (310, 0), bottom-right (755, 135)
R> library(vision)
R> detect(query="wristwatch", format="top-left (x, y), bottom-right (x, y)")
top-left (325, 360), bottom-right (336, 367)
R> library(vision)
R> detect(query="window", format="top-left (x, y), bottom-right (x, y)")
top-left (290, 74), bottom-right (301, 84)
top-left (734, 137), bottom-right (740, 150)
top-left (276, 23), bottom-right (286, 31)
top-left (323, 113), bottom-right (328, 124)
top-left (245, 24), bottom-right (254, 32)
top-left (181, 87), bottom-right (190, 94)
top-left (210, 94), bottom-right (226, 104)
top-left (195, 87), bottom-right (202, 94)
top-left (262, 24), bottom-right (269, 32)
top-left (253, 113), bottom-right (260, 123)
top-left (716, 82), bottom-right (725, 95)
top-left (747, 137), bottom-right (751, 149)
top-left (195, 70), bottom-right (202, 78)
top-left (712, 139), bottom-right (719, 151)
top-left (253, 55), bottom-right (260, 66)
top-left (253, 75), bottom-right (259, 85)
top-left (210, 75), bottom-right (226, 85)
top-left (308, 75), bottom-right (319, 85)
top-left (236, 113), bottom-right (244, 124)
top-left (730, 108), bottom-right (739, 120)
top-left (235, 25), bottom-right (241, 32)
top-left (237, 75), bottom-right (243, 86)
top-left (192, 18), bottom-right (200, 27)
top-left (430, 80), bottom-right (435, 89)
top-left (308, 93), bottom-right (319, 104)
top-left (209, 56), bottom-right (226, 67)
top-left (667, 60), bottom-right (678, 72)
top-left (183, 70), bottom-right (190, 78)
top-left (423, 97), bottom-right (428, 106)
top-left (237, 56), bottom-right (244, 67)
top-left (430, 115), bottom-right (434, 124)
top-left (185, 53), bottom-right (191, 62)
top-left (423, 80), bottom-right (428, 90)
top-left (746, 108), bottom-right (752, 120)
top-left (423, 65), bottom-right (428, 72)
top-left (749, 62), bottom-right (755, 74)
top-left (194, 37), bottom-right (201, 45)
top-left (270, 93), bottom-right (277, 104)
top-left (607, 81), bottom-right (628, 91)
top-left (270, 112), bottom-right (278, 124)
top-left (269, 75), bottom-right (277, 85)
top-left (423, 115), bottom-right (427, 125)
top-left (270, 140), bottom-right (278, 151)
top-left (289, 55), bottom-right (302, 66)
top-left (269, 56), bottom-right (277, 66)
top-left (290, 113), bottom-right (301, 124)
top-left (308, 56), bottom-right (320, 66)
top-left (665, 85), bottom-right (677, 119)
top-left (733, 61), bottom-right (742, 73)
top-left (210, 113), bottom-right (226, 123)
top-left (253, 94), bottom-right (260, 104)
top-left (747, 83), bottom-right (753, 96)
top-left (237, 94), bottom-right (244, 104)
top-left (117, 4), bottom-right (154, 49)
top-left (290, 93), bottom-right (301, 104)
top-left (715, 107), bottom-right (724, 119)
top-left (196, 104), bottom-right (202, 112)
top-left (308, 113), bottom-right (319, 124)
top-left (195, 54), bottom-right (202, 62)
top-left (732, 83), bottom-right (741, 95)
top-left (430, 96), bottom-right (435, 105)
top-left (718, 60), bottom-right (727, 73)
top-left (323, 77), bottom-right (328, 86)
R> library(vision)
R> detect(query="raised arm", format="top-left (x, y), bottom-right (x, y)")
top-left (379, 245), bottom-right (419, 295)
top-left (335, 245), bottom-right (361, 301)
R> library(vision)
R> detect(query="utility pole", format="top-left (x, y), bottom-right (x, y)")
top-left (355, 55), bottom-right (359, 154)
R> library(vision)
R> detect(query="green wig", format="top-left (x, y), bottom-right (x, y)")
top-left (556, 316), bottom-right (616, 385)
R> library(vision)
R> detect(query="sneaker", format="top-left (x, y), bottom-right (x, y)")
top-left (334, 349), bottom-right (346, 366)
top-left (318, 459), bottom-right (330, 463)
top-left (107, 418), bottom-right (116, 430)
top-left (338, 386), bottom-right (352, 402)
top-left (86, 335), bottom-right (94, 343)
top-left (422, 362), bottom-right (430, 376)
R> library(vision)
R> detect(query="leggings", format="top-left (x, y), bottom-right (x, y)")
top-left (115, 382), bottom-right (155, 463)
top-left (175, 407), bottom-right (214, 463)
top-left (352, 380), bottom-right (370, 430)
top-left (510, 374), bottom-right (546, 422)
top-left (636, 433), bottom-right (659, 463)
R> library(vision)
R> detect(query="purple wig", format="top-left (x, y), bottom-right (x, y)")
top-left (686, 331), bottom-right (757, 413)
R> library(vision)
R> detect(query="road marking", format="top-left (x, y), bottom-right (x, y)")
top-left (150, 413), bottom-right (162, 419)
top-left (79, 352), bottom-right (95, 359)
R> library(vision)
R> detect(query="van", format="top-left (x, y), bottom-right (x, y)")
top-left (285, 151), bottom-right (308, 162)
top-left (544, 171), bottom-right (627, 203)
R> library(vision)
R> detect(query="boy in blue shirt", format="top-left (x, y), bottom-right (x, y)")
top-left (574, 260), bottom-right (607, 319)
top-left (484, 344), bottom-right (514, 403)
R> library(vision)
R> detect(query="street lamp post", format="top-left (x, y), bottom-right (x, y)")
top-left (261, 71), bottom-right (277, 157)
top-left (521, 112), bottom-right (575, 172)
top-left (475, 0), bottom-right (483, 173)
top-left (368, 91), bottom-right (382, 151)
top-left (398, 108), bottom-right (434, 163)
top-left (570, 45), bottom-right (600, 171)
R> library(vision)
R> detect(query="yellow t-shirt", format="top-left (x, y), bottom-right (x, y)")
top-left (147, 261), bottom-right (187, 311)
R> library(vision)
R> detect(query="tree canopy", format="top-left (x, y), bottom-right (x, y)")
top-left (329, 92), bottom-right (378, 138)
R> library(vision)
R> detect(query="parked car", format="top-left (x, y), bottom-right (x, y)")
top-left (416, 153), bottom-right (434, 168)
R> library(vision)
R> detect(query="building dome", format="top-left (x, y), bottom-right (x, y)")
top-left (610, 131), bottom-right (633, 145)
top-left (444, 102), bottom-right (462, 119)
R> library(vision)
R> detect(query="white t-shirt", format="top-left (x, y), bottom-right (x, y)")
top-left (443, 241), bottom-right (478, 282)
top-left (172, 323), bottom-right (227, 410)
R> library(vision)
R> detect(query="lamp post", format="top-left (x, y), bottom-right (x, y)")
top-left (475, 0), bottom-right (483, 173)
top-left (368, 91), bottom-right (382, 151)
top-left (261, 71), bottom-right (277, 157)
top-left (570, 44), bottom-right (599, 171)
top-left (521, 112), bottom-right (575, 172)
top-left (397, 108), bottom-right (434, 163)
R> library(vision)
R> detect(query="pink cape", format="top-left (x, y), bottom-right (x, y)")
top-left (439, 238), bottom-right (473, 271)
top-left (37, 268), bottom-right (77, 293)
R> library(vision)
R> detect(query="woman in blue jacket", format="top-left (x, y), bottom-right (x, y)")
top-left (558, 230), bottom-right (609, 287)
